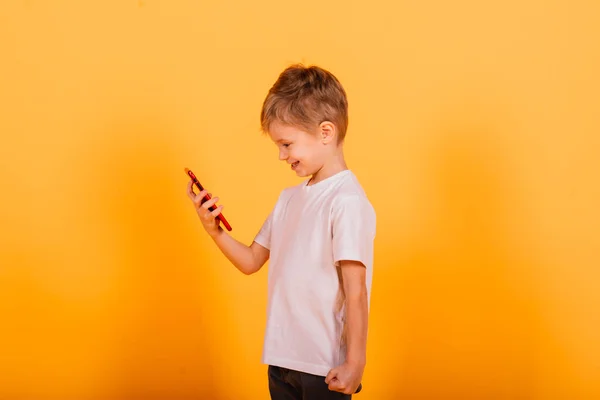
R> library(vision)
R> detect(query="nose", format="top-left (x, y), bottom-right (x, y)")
top-left (279, 148), bottom-right (287, 161)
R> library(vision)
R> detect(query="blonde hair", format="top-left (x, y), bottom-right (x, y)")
top-left (260, 64), bottom-right (349, 143)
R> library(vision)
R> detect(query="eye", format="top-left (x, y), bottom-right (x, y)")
top-left (282, 143), bottom-right (291, 148)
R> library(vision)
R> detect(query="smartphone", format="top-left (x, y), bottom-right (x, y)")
top-left (185, 168), bottom-right (232, 231)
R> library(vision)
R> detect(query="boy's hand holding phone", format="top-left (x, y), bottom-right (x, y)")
top-left (185, 168), bottom-right (232, 237)
top-left (187, 181), bottom-right (224, 238)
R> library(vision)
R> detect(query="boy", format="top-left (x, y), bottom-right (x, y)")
top-left (186, 64), bottom-right (376, 399)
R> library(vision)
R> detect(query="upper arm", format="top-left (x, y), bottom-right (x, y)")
top-left (251, 204), bottom-right (275, 273)
top-left (250, 241), bottom-right (270, 273)
top-left (332, 194), bottom-right (376, 272)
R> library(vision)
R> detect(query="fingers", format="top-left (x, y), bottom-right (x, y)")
top-left (196, 192), bottom-right (222, 219)
top-left (325, 369), bottom-right (337, 385)
top-left (329, 379), bottom-right (353, 395)
top-left (192, 190), bottom-right (209, 207)
top-left (187, 180), bottom-right (195, 199)
top-left (326, 368), bottom-right (352, 393)
top-left (328, 378), bottom-right (343, 392)
top-left (186, 178), bottom-right (209, 202)
top-left (201, 195), bottom-right (220, 211)
top-left (187, 179), bottom-right (205, 202)
top-left (187, 181), bottom-right (224, 220)
top-left (211, 205), bottom-right (224, 217)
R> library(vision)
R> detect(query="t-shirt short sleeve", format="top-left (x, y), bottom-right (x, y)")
top-left (254, 209), bottom-right (273, 250)
top-left (332, 194), bottom-right (376, 268)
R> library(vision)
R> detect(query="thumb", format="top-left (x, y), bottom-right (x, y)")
top-left (324, 368), bottom-right (338, 385)
top-left (328, 377), bottom-right (343, 392)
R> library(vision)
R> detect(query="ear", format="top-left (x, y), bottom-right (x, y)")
top-left (319, 121), bottom-right (336, 144)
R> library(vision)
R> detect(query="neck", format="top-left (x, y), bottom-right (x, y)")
top-left (308, 149), bottom-right (347, 186)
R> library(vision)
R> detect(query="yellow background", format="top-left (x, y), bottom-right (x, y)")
top-left (1, 1), bottom-right (599, 399)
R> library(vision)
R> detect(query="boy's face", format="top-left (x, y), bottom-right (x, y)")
top-left (268, 121), bottom-right (329, 178)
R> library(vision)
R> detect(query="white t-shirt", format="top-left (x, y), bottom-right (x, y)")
top-left (253, 169), bottom-right (376, 377)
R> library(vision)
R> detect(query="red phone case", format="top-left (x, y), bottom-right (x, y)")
top-left (185, 168), bottom-right (232, 231)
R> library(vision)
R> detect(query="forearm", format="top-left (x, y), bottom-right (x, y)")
top-left (210, 228), bottom-right (260, 275)
top-left (344, 286), bottom-right (369, 367)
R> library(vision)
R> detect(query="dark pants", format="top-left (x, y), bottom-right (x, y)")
top-left (268, 365), bottom-right (358, 400)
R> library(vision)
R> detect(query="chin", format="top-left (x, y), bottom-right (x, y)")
top-left (291, 163), bottom-right (317, 177)
top-left (296, 167), bottom-right (315, 177)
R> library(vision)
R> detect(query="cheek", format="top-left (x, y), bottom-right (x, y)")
top-left (293, 143), bottom-right (319, 162)
top-left (290, 146), bottom-right (305, 160)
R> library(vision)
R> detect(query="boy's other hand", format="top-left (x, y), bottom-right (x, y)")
top-left (187, 180), bottom-right (224, 238)
top-left (325, 361), bottom-right (364, 395)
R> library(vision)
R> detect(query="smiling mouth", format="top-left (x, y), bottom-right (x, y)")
top-left (291, 161), bottom-right (299, 169)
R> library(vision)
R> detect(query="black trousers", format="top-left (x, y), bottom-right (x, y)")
top-left (268, 365), bottom-right (360, 400)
